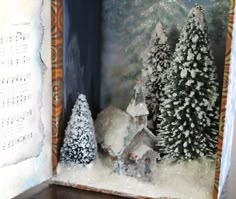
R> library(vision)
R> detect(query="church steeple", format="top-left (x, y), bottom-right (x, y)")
top-left (126, 78), bottom-right (149, 129)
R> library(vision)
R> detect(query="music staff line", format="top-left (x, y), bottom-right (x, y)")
top-left (0, 132), bottom-right (33, 151)
top-left (0, 109), bottom-right (32, 129)
top-left (0, 73), bottom-right (31, 85)
top-left (0, 94), bottom-right (32, 108)
top-left (0, 56), bottom-right (30, 67)
top-left (0, 32), bottom-right (30, 44)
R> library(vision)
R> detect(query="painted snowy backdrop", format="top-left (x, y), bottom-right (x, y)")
top-left (101, 0), bottom-right (229, 110)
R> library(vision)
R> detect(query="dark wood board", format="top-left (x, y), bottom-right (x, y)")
top-left (14, 183), bottom-right (125, 199)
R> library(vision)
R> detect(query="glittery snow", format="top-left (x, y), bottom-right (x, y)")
top-left (54, 157), bottom-right (215, 199)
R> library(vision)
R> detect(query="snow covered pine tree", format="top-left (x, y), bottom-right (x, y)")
top-left (60, 94), bottom-right (97, 166)
top-left (142, 22), bottom-right (171, 134)
top-left (158, 4), bottom-right (219, 160)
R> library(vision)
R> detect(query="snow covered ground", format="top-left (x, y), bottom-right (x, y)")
top-left (54, 155), bottom-right (215, 199)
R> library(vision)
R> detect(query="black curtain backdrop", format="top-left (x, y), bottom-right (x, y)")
top-left (63, 0), bottom-right (102, 131)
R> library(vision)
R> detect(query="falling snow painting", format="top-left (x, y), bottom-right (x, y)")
top-left (101, 0), bottom-right (229, 110)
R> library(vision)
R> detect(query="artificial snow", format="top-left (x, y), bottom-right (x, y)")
top-left (198, 111), bottom-right (205, 120)
top-left (203, 99), bottom-right (209, 107)
top-left (155, 22), bottom-right (168, 44)
top-left (192, 35), bottom-right (199, 43)
top-left (183, 142), bottom-right (188, 148)
top-left (197, 53), bottom-right (202, 61)
top-left (187, 49), bottom-right (195, 61)
top-left (191, 70), bottom-right (197, 78)
top-left (190, 91), bottom-right (195, 97)
top-left (197, 82), bottom-right (204, 90)
top-left (95, 106), bottom-right (131, 155)
top-left (180, 68), bottom-right (188, 78)
top-left (188, 5), bottom-right (205, 31)
top-left (201, 47), bottom-right (207, 53)
top-left (186, 80), bottom-right (194, 86)
top-left (132, 143), bottom-right (152, 159)
top-left (184, 131), bottom-right (190, 137)
top-left (53, 156), bottom-right (215, 199)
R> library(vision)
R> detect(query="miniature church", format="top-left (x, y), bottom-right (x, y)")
top-left (95, 79), bottom-right (160, 181)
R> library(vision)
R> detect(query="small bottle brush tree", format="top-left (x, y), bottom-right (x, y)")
top-left (158, 4), bottom-right (219, 160)
top-left (142, 22), bottom-right (171, 134)
top-left (60, 94), bottom-right (97, 166)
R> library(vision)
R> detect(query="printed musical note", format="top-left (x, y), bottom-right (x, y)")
top-left (0, 94), bottom-right (32, 108)
top-left (0, 73), bottom-right (31, 85)
top-left (0, 56), bottom-right (30, 67)
top-left (0, 110), bottom-right (32, 128)
top-left (0, 35), bottom-right (7, 45)
top-left (0, 132), bottom-right (33, 151)
top-left (0, 32), bottom-right (30, 44)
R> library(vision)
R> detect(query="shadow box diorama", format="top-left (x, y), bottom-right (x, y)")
top-left (0, 0), bottom-right (235, 199)
top-left (51, 0), bottom-right (235, 198)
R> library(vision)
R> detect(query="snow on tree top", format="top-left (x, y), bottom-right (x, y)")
top-left (154, 22), bottom-right (168, 44)
top-left (78, 94), bottom-right (86, 101)
top-left (188, 4), bottom-right (205, 31)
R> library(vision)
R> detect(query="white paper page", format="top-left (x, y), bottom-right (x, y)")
top-left (0, 1), bottom-right (52, 198)
top-left (0, 22), bottom-right (44, 167)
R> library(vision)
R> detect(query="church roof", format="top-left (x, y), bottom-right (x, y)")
top-left (95, 106), bottom-right (156, 158)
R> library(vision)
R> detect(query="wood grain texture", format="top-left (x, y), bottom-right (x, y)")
top-left (51, 0), bottom-right (63, 172)
top-left (52, 181), bottom-right (175, 199)
top-left (213, 0), bottom-right (235, 198)
top-left (14, 184), bottom-right (125, 199)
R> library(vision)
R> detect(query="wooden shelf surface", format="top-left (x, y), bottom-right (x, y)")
top-left (14, 182), bottom-right (125, 199)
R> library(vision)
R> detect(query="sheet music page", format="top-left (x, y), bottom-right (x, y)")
top-left (0, 13), bottom-right (44, 167)
top-left (0, 22), bottom-right (44, 167)
top-left (0, 1), bottom-right (52, 198)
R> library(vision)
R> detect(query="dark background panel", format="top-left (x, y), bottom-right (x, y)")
top-left (63, 0), bottom-right (229, 122)
top-left (63, 0), bottom-right (102, 128)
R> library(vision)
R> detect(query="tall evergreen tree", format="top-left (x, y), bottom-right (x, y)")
top-left (158, 4), bottom-right (219, 160)
top-left (60, 94), bottom-right (97, 166)
top-left (142, 22), bottom-right (171, 134)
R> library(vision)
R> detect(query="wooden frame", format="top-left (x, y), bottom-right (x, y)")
top-left (51, 0), bottom-right (63, 172)
top-left (51, 0), bottom-right (235, 198)
top-left (214, 0), bottom-right (235, 197)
